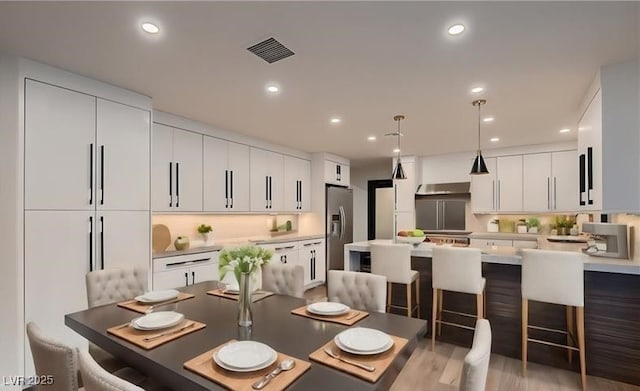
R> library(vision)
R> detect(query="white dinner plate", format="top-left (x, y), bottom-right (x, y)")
top-left (334, 335), bottom-right (394, 355)
top-left (307, 302), bottom-right (350, 316)
top-left (336, 327), bottom-right (393, 354)
top-left (135, 289), bottom-right (179, 303)
top-left (213, 341), bottom-right (277, 372)
top-left (131, 311), bottom-right (184, 331)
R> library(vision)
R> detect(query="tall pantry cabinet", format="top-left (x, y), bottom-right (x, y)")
top-left (22, 77), bottom-right (151, 375)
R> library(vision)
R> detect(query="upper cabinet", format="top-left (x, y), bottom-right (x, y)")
top-left (471, 155), bottom-right (523, 213)
top-left (250, 148), bottom-right (284, 212)
top-left (471, 157), bottom-right (497, 213)
top-left (394, 158), bottom-right (416, 212)
top-left (25, 80), bottom-right (150, 211)
top-left (152, 124), bottom-right (203, 212)
top-left (284, 156), bottom-right (311, 212)
top-left (324, 159), bottom-right (350, 187)
top-left (203, 136), bottom-right (250, 212)
top-left (523, 151), bottom-right (578, 212)
top-left (577, 59), bottom-right (640, 212)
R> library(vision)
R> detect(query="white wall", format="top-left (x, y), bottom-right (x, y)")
top-left (350, 159), bottom-right (393, 242)
top-left (0, 54), bottom-right (21, 386)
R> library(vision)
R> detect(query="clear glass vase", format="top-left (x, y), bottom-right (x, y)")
top-left (237, 272), bottom-right (253, 327)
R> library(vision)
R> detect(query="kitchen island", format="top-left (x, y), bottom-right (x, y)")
top-left (344, 240), bottom-right (640, 386)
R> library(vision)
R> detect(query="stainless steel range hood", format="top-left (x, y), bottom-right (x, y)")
top-left (415, 182), bottom-right (470, 196)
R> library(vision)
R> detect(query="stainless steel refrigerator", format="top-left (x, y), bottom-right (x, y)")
top-left (326, 185), bottom-right (353, 271)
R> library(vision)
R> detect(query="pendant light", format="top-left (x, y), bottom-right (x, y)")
top-left (470, 99), bottom-right (489, 175)
top-left (388, 115), bottom-right (407, 180)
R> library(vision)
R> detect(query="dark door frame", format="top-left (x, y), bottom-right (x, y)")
top-left (367, 179), bottom-right (393, 240)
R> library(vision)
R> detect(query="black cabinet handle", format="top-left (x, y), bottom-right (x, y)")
top-left (100, 145), bottom-right (104, 205)
top-left (268, 176), bottom-right (272, 209)
top-left (284, 254), bottom-right (287, 263)
top-left (587, 147), bottom-right (593, 205)
top-left (192, 271), bottom-right (196, 285)
top-left (185, 272), bottom-right (189, 286)
top-left (579, 154), bottom-right (585, 206)
top-left (230, 170), bottom-right (234, 208)
top-left (89, 216), bottom-right (93, 272)
top-left (225, 170), bottom-right (228, 208)
top-left (176, 163), bottom-right (180, 207)
top-left (100, 216), bottom-right (105, 270)
top-left (265, 176), bottom-right (269, 208)
top-left (336, 164), bottom-right (341, 181)
top-left (89, 144), bottom-right (94, 205)
top-left (169, 162), bottom-right (173, 207)
top-left (299, 180), bottom-right (303, 209)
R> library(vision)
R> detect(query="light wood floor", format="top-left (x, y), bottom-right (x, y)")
top-left (304, 285), bottom-right (640, 391)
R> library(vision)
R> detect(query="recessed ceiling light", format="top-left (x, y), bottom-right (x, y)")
top-left (141, 22), bottom-right (159, 34)
top-left (448, 24), bottom-right (465, 36)
top-left (559, 128), bottom-right (571, 133)
top-left (483, 117), bottom-right (495, 123)
top-left (265, 84), bottom-right (280, 94)
top-left (367, 136), bottom-right (377, 142)
top-left (490, 137), bottom-right (500, 142)
top-left (393, 148), bottom-right (401, 153)
top-left (471, 87), bottom-right (484, 93)
top-left (330, 117), bottom-right (341, 124)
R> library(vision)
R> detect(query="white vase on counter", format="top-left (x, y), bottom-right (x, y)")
top-left (201, 232), bottom-right (213, 245)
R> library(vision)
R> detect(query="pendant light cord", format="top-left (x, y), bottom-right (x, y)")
top-left (397, 117), bottom-right (401, 160)
top-left (477, 102), bottom-right (481, 152)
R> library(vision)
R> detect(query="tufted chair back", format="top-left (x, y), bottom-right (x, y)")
top-left (86, 268), bottom-right (147, 308)
top-left (26, 322), bottom-right (80, 391)
top-left (78, 350), bottom-right (144, 391)
top-left (459, 319), bottom-right (492, 391)
top-left (261, 263), bottom-right (305, 298)
top-left (327, 270), bottom-right (387, 313)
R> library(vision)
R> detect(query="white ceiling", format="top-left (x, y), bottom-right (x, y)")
top-left (0, 2), bottom-right (637, 162)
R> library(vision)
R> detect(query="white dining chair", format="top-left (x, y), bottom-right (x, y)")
top-left (521, 249), bottom-right (586, 390)
top-left (26, 322), bottom-right (81, 391)
top-left (370, 242), bottom-right (420, 317)
top-left (327, 270), bottom-right (387, 313)
top-left (261, 263), bottom-right (305, 298)
top-left (459, 319), bottom-right (492, 391)
top-left (78, 350), bottom-right (144, 391)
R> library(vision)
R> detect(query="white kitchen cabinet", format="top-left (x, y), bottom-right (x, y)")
top-left (203, 136), bottom-right (251, 211)
top-left (300, 239), bottom-right (325, 286)
top-left (496, 155), bottom-right (523, 212)
top-left (24, 211), bottom-right (92, 376)
top-left (97, 211), bottom-right (149, 270)
top-left (513, 240), bottom-right (538, 249)
top-left (153, 251), bottom-right (220, 290)
top-left (24, 80), bottom-right (96, 211)
top-left (152, 124), bottom-right (203, 212)
top-left (96, 99), bottom-right (150, 211)
top-left (394, 160), bottom-right (416, 212)
top-left (324, 159), bottom-right (350, 187)
top-left (284, 156), bottom-right (311, 212)
top-left (394, 211), bottom-right (416, 234)
top-left (523, 151), bottom-right (578, 213)
top-left (250, 148), bottom-right (284, 212)
top-left (470, 238), bottom-right (513, 248)
top-left (471, 157), bottom-right (497, 213)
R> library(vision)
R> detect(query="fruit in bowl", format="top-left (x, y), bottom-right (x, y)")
top-left (396, 229), bottom-right (426, 245)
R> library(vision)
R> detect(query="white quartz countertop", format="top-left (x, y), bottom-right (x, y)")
top-left (468, 232), bottom-right (540, 241)
top-left (344, 240), bottom-right (640, 275)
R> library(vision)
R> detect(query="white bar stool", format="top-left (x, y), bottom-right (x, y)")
top-left (370, 242), bottom-right (420, 317)
top-left (431, 246), bottom-right (485, 351)
top-left (521, 249), bottom-right (586, 390)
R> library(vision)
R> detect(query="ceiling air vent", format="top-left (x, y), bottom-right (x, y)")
top-left (247, 37), bottom-right (295, 64)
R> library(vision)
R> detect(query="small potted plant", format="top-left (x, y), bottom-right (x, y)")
top-left (553, 215), bottom-right (575, 236)
top-left (526, 217), bottom-right (541, 234)
top-left (197, 224), bottom-right (213, 245)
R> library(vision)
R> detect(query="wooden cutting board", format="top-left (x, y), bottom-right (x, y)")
top-left (152, 224), bottom-right (171, 253)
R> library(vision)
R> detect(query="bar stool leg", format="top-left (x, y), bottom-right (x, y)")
top-left (522, 298), bottom-right (528, 377)
top-left (437, 289), bottom-right (443, 336)
top-left (577, 306), bottom-right (587, 391)
top-left (476, 293), bottom-right (484, 319)
top-left (406, 283), bottom-right (412, 318)
top-left (415, 278), bottom-right (421, 318)
top-left (431, 288), bottom-right (438, 351)
top-left (566, 305), bottom-right (574, 364)
top-left (387, 282), bottom-right (392, 313)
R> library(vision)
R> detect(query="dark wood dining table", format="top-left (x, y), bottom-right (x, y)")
top-left (65, 281), bottom-right (427, 390)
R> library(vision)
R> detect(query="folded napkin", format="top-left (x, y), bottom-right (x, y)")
top-left (107, 320), bottom-right (205, 350)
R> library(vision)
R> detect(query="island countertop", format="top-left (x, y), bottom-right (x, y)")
top-left (344, 240), bottom-right (640, 275)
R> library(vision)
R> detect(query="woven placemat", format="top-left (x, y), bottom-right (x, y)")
top-left (308, 335), bottom-right (408, 383)
top-left (207, 289), bottom-right (275, 303)
top-left (107, 320), bottom-right (205, 350)
top-left (117, 292), bottom-right (195, 314)
top-left (291, 306), bottom-right (369, 326)
top-left (184, 340), bottom-right (311, 391)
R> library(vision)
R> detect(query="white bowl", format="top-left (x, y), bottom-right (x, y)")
top-left (396, 236), bottom-right (426, 245)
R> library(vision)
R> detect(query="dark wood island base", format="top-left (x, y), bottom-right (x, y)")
top-left (381, 256), bottom-right (640, 386)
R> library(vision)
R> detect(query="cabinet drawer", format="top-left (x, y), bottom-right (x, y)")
top-left (154, 251), bottom-right (219, 272)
